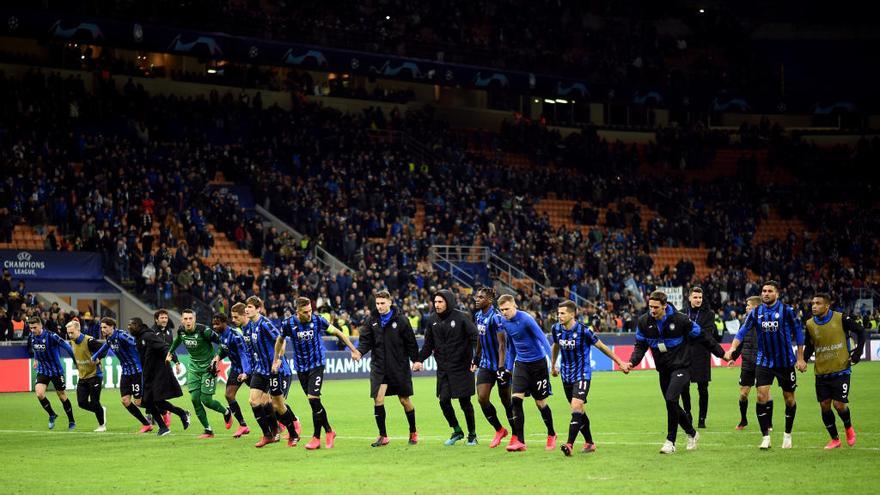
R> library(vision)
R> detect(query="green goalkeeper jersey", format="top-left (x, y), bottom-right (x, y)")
top-left (170, 323), bottom-right (217, 371)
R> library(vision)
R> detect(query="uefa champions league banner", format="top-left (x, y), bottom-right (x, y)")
top-left (0, 250), bottom-right (103, 280)
top-left (6, 339), bottom-right (876, 392)
top-left (1, 8), bottom-right (594, 97)
top-left (0, 352), bottom-right (439, 392)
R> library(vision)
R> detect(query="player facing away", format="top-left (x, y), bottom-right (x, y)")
top-left (620, 291), bottom-right (727, 454)
top-left (551, 301), bottom-right (629, 456)
top-left (496, 294), bottom-right (556, 452)
top-left (167, 309), bottom-right (230, 439)
top-left (28, 316), bottom-right (76, 430)
top-left (210, 312), bottom-right (252, 438)
top-left (730, 296), bottom-right (763, 430)
top-left (65, 319), bottom-right (106, 431)
top-left (472, 287), bottom-right (514, 448)
top-left (356, 290), bottom-right (420, 447)
top-left (244, 296), bottom-right (300, 448)
top-left (804, 293), bottom-right (866, 449)
top-left (725, 281), bottom-right (806, 449)
top-left (91, 317), bottom-right (153, 432)
top-left (278, 297), bottom-right (361, 450)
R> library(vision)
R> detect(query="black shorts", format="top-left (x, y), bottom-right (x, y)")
top-left (250, 373), bottom-right (271, 393)
top-left (815, 374), bottom-right (851, 403)
top-left (76, 375), bottom-right (102, 391)
top-left (226, 369), bottom-right (249, 389)
top-left (563, 380), bottom-right (590, 403)
top-left (755, 366), bottom-right (797, 392)
top-left (476, 367), bottom-right (499, 386)
top-left (271, 373), bottom-right (292, 397)
top-left (36, 374), bottom-right (66, 391)
top-left (512, 359), bottom-right (551, 400)
top-left (119, 373), bottom-right (143, 399)
top-left (739, 367), bottom-right (756, 387)
top-left (298, 366), bottom-right (325, 397)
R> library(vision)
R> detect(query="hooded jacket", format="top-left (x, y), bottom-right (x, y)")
top-left (133, 320), bottom-right (183, 404)
top-left (418, 290), bottom-right (480, 399)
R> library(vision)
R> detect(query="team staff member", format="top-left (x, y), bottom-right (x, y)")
top-left (680, 287), bottom-right (719, 428)
top-left (132, 317), bottom-right (190, 436)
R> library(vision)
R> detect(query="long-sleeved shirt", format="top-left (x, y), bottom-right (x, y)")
top-left (735, 300), bottom-right (804, 369)
top-left (29, 331), bottom-right (75, 376)
top-left (500, 310), bottom-right (551, 364)
top-left (244, 315), bottom-right (290, 376)
top-left (92, 329), bottom-right (143, 376)
top-left (218, 326), bottom-right (252, 375)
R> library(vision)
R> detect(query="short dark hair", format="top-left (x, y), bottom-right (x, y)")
top-left (246, 296), bottom-right (263, 309)
top-left (813, 293), bottom-right (832, 303)
top-left (649, 291), bottom-right (668, 305)
top-left (100, 317), bottom-right (116, 327)
top-left (558, 300), bottom-right (578, 313)
top-left (689, 286), bottom-right (703, 295)
top-left (477, 286), bottom-right (496, 300)
top-left (231, 302), bottom-right (246, 315)
top-left (153, 308), bottom-right (169, 320)
top-left (181, 308), bottom-right (196, 316)
top-left (212, 313), bottom-right (228, 324)
top-left (762, 280), bottom-right (780, 291)
top-left (375, 290), bottom-right (391, 300)
top-left (27, 316), bottom-right (42, 325)
top-left (295, 297), bottom-right (311, 309)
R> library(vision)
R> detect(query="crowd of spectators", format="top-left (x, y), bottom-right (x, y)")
top-left (1, 66), bottom-right (879, 341)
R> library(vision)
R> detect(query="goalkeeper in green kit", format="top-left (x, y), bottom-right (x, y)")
top-left (167, 309), bottom-right (230, 438)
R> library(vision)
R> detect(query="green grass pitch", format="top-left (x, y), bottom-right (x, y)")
top-left (1, 364), bottom-right (878, 494)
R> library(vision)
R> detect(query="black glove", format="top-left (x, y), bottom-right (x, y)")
top-left (496, 368), bottom-right (511, 385)
top-left (850, 349), bottom-right (861, 365)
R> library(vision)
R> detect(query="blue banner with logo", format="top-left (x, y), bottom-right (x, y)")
top-left (0, 250), bottom-right (103, 280)
top-left (1, 8), bottom-right (597, 97)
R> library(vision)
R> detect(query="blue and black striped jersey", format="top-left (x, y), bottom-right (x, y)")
top-left (735, 301), bottom-right (804, 369)
top-left (281, 314), bottom-right (329, 373)
top-left (92, 329), bottom-right (142, 376)
top-left (552, 321), bottom-right (599, 382)
top-left (474, 307), bottom-right (505, 370)
top-left (29, 331), bottom-right (74, 376)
